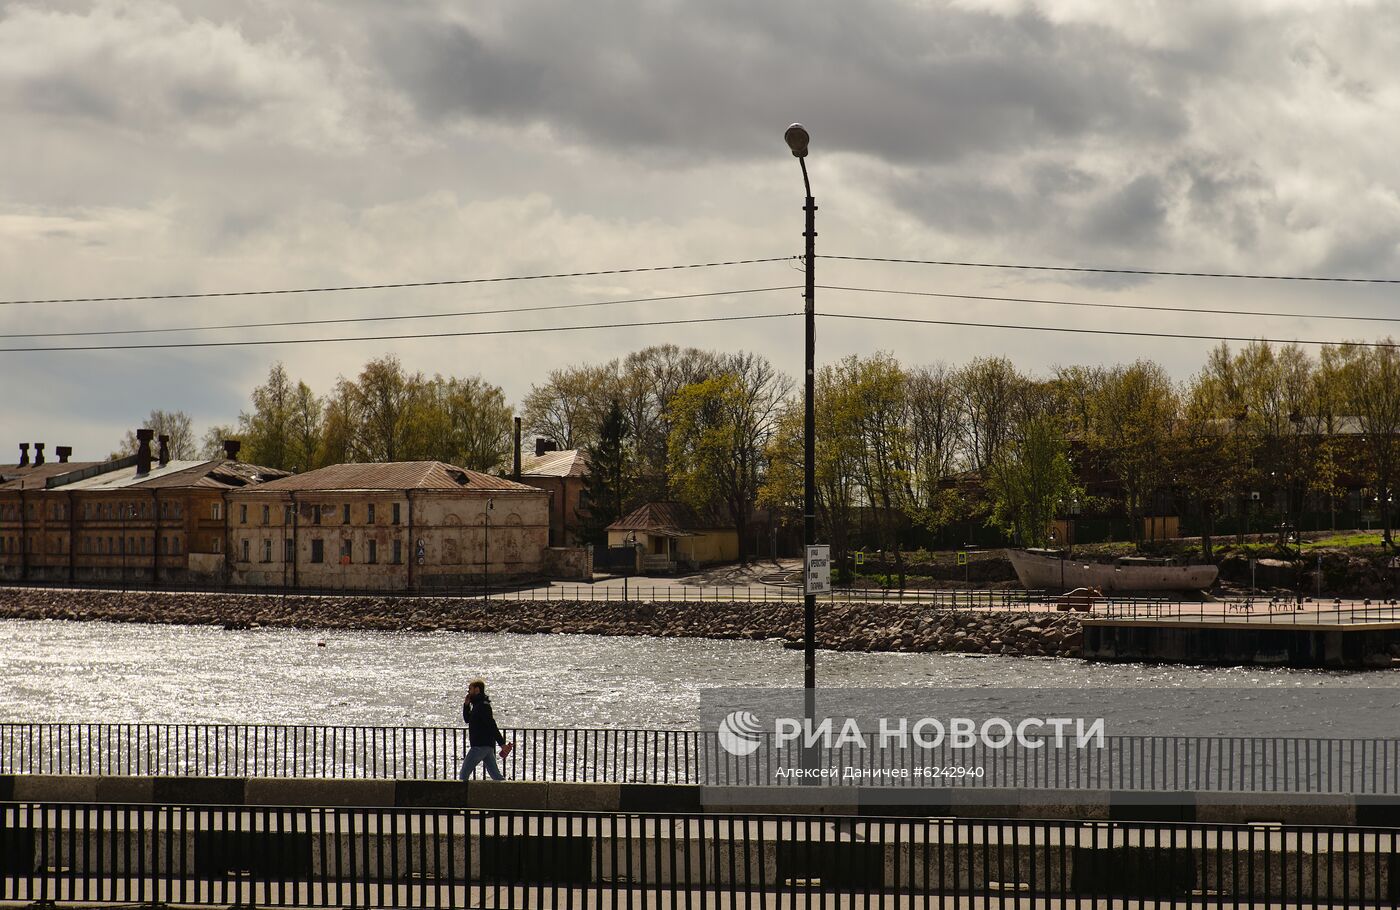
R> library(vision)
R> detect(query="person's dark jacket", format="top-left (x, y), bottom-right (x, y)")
top-left (463, 692), bottom-right (506, 747)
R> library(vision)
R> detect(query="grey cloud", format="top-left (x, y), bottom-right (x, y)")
top-left (374, 0), bottom-right (1187, 165)
top-left (1081, 175), bottom-right (1166, 248)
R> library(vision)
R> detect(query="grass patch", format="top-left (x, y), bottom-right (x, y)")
top-left (1303, 532), bottom-right (1385, 550)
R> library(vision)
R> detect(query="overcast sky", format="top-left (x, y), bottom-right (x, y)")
top-left (4, 0), bottom-right (1400, 459)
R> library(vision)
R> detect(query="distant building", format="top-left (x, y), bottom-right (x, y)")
top-left (517, 443), bottom-right (589, 546)
top-left (226, 461), bottom-right (550, 591)
top-left (0, 434), bottom-right (288, 584)
top-left (606, 501), bottom-right (737, 573)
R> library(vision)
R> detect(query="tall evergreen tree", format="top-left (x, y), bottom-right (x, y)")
top-left (577, 400), bottom-right (629, 546)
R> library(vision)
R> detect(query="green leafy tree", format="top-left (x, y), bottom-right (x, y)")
top-left (199, 424), bottom-right (237, 460)
top-left (1087, 361), bottom-right (1178, 547)
top-left (422, 375), bottom-right (513, 471)
top-left (239, 362), bottom-right (295, 470)
top-left (1332, 340), bottom-right (1400, 547)
top-left (985, 415), bottom-right (1078, 547)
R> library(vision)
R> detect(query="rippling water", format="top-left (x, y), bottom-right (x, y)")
top-left (2, 618), bottom-right (1398, 729)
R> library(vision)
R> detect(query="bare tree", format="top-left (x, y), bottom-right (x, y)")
top-left (114, 410), bottom-right (197, 461)
top-left (956, 356), bottom-right (1025, 471)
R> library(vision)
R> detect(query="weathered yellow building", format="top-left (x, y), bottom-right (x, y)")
top-left (226, 462), bottom-right (550, 592)
top-left (606, 501), bottom-right (738, 573)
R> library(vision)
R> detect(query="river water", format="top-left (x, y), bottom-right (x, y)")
top-left (3, 618), bottom-right (1399, 731)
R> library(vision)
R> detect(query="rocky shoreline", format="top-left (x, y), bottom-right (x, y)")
top-left (0, 588), bottom-right (1084, 658)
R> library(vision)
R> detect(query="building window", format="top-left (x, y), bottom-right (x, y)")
top-left (262, 505), bottom-right (270, 525)
top-left (343, 504), bottom-right (351, 524)
top-left (392, 502), bottom-right (401, 525)
top-left (311, 539), bottom-right (324, 563)
top-left (340, 539), bottom-right (352, 563)
top-left (262, 539), bottom-right (272, 562)
top-left (241, 539), bottom-right (250, 562)
top-left (392, 539), bottom-right (403, 564)
top-left (313, 505), bottom-right (322, 525)
top-left (172, 536), bottom-right (180, 555)
top-left (240, 504), bottom-right (248, 524)
top-left (212, 537), bottom-right (221, 554)
top-left (284, 539), bottom-right (294, 562)
top-left (367, 503), bottom-right (376, 524)
top-left (367, 540), bottom-right (377, 564)
top-left (284, 505), bottom-right (293, 525)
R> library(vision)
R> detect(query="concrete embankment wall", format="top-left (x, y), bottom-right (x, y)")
top-left (0, 588), bottom-right (1083, 657)
top-left (5, 774), bottom-right (1397, 826)
top-left (1083, 619), bottom-right (1400, 669)
top-left (4, 777), bottom-right (1398, 898)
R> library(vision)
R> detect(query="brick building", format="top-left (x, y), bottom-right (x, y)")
top-left (225, 461), bottom-right (551, 592)
top-left (0, 433), bottom-right (288, 584)
top-left (516, 445), bottom-right (589, 546)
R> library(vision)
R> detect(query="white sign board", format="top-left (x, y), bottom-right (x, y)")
top-left (805, 545), bottom-right (831, 595)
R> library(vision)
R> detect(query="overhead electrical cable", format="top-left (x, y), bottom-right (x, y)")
top-left (820, 255), bottom-right (1400, 285)
top-left (0, 312), bottom-right (799, 354)
top-left (0, 286), bottom-right (798, 340)
top-left (0, 257), bottom-right (796, 307)
top-left (817, 284), bottom-right (1400, 325)
top-left (818, 312), bottom-right (1400, 349)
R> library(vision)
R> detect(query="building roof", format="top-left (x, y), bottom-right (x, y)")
top-left (606, 501), bottom-right (730, 537)
top-left (520, 449), bottom-right (588, 478)
top-left (237, 461), bottom-right (542, 494)
top-left (55, 459), bottom-right (290, 492)
top-left (0, 461), bottom-right (107, 491)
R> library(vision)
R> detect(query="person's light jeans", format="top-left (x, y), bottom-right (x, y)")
top-left (459, 746), bottom-right (504, 781)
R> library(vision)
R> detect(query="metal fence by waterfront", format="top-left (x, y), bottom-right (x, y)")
top-left (3, 800), bottom-right (1398, 907)
top-left (5, 723), bottom-right (1400, 796)
top-left (0, 579), bottom-right (1048, 606)
top-left (1097, 596), bottom-right (1400, 624)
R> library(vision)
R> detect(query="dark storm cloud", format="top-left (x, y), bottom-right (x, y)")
top-left (374, 0), bottom-right (1187, 164)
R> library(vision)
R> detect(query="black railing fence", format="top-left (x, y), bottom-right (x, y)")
top-left (5, 723), bottom-right (1400, 795)
top-left (3, 801), bottom-right (1398, 907)
top-left (1, 579), bottom-right (1050, 606)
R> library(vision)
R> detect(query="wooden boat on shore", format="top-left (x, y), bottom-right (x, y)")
top-left (1006, 548), bottom-right (1218, 593)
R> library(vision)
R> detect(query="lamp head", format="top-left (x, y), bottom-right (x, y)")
top-left (784, 123), bottom-right (810, 158)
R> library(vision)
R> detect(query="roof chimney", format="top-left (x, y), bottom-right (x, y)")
top-left (135, 428), bottom-right (154, 475)
top-left (223, 439), bottom-right (241, 461)
top-left (513, 417), bottom-right (522, 480)
top-left (17, 443), bottom-right (28, 468)
top-left (534, 437), bottom-right (557, 457)
top-left (157, 434), bottom-right (170, 467)
top-left (33, 443), bottom-right (45, 466)
top-left (55, 446), bottom-right (72, 464)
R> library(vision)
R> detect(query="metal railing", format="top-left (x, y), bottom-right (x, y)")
top-left (6, 723), bottom-right (1400, 795)
top-left (1096, 596), bottom-right (1400, 624)
top-left (3, 800), bottom-right (1398, 906)
top-left (0, 579), bottom-right (1047, 605)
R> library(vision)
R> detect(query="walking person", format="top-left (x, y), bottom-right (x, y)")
top-left (458, 678), bottom-right (511, 781)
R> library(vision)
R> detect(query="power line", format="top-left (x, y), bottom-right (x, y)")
top-left (0, 286), bottom-right (798, 340)
top-left (818, 284), bottom-right (1400, 326)
top-left (819, 311), bottom-right (1400, 349)
top-left (0, 257), bottom-right (796, 307)
top-left (821, 255), bottom-right (1400, 285)
top-left (0, 312), bottom-right (799, 354)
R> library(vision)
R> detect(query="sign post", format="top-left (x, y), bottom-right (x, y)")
top-left (805, 545), bottom-right (831, 596)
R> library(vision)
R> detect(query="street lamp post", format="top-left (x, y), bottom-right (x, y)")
top-left (120, 503), bottom-right (128, 594)
top-left (483, 498), bottom-right (494, 600)
top-left (785, 122), bottom-right (818, 695)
